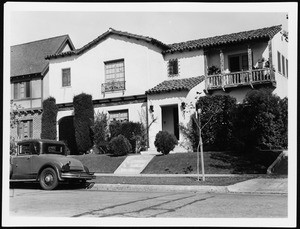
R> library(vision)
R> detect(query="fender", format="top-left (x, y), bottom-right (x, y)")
top-left (37, 162), bottom-right (64, 181)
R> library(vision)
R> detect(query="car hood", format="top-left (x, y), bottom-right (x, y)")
top-left (41, 154), bottom-right (84, 171)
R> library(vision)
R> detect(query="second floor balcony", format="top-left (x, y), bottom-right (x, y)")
top-left (205, 68), bottom-right (276, 92)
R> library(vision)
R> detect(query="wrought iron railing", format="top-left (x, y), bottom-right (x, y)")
top-left (206, 68), bottom-right (274, 90)
top-left (101, 81), bottom-right (126, 93)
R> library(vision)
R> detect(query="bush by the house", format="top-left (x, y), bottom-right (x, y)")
top-left (234, 88), bottom-right (288, 152)
top-left (41, 97), bottom-right (58, 140)
top-left (108, 134), bottom-right (132, 156)
top-left (73, 93), bottom-right (94, 154)
top-left (154, 131), bottom-right (178, 155)
top-left (92, 111), bottom-right (109, 154)
top-left (196, 95), bottom-right (237, 151)
top-left (179, 113), bottom-right (199, 152)
top-left (109, 120), bottom-right (146, 153)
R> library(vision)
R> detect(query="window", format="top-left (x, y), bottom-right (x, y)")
top-left (168, 59), bottom-right (179, 76)
top-left (282, 55), bottom-right (286, 76)
top-left (103, 59), bottom-right (125, 93)
top-left (19, 144), bottom-right (31, 155)
top-left (62, 68), bottom-right (71, 87)
top-left (13, 81), bottom-right (30, 99)
top-left (108, 110), bottom-right (128, 122)
top-left (229, 54), bottom-right (249, 72)
top-left (17, 120), bottom-right (33, 139)
top-left (105, 59), bottom-right (125, 83)
top-left (286, 59), bottom-right (288, 77)
top-left (277, 51), bottom-right (281, 73)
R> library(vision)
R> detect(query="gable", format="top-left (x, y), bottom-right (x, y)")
top-left (11, 35), bottom-right (75, 78)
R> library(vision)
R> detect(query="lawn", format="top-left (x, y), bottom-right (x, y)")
top-left (69, 154), bottom-right (126, 173)
top-left (141, 151), bottom-right (274, 174)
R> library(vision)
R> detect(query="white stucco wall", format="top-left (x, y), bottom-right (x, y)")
top-left (164, 50), bottom-right (205, 78)
top-left (48, 35), bottom-right (167, 104)
top-left (147, 80), bottom-right (205, 151)
top-left (271, 32), bottom-right (288, 98)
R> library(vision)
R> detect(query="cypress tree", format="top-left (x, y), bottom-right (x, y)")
top-left (41, 97), bottom-right (58, 140)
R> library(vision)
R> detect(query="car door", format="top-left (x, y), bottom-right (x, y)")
top-left (11, 143), bottom-right (35, 179)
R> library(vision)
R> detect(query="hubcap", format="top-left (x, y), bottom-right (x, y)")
top-left (44, 174), bottom-right (54, 184)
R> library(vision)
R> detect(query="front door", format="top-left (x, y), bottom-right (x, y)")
top-left (161, 105), bottom-right (179, 140)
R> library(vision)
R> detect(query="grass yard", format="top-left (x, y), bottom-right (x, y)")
top-left (69, 154), bottom-right (126, 173)
top-left (141, 151), bottom-right (271, 174)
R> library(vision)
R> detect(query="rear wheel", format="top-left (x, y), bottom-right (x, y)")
top-left (39, 167), bottom-right (58, 190)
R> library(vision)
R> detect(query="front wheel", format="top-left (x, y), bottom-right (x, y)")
top-left (39, 167), bottom-right (59, 190)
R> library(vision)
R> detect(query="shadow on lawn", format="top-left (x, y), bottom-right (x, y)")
top-left (208, 152), bottom-right (267, 174)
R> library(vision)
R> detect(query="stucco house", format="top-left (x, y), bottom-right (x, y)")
top-left (10, 35), bottom-right (75, 141)
top-left (45, 25), bottom-right (288, 153)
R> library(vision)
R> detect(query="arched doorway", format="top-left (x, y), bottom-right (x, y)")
top-left (58, 116), bottom-right (78, 155)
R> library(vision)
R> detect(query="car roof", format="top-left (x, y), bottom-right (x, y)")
top-left (17, 139), bottom-right (65, 145)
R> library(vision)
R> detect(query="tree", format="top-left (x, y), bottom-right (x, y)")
top-left (41, 97), bottom-right (58, 140)
top-left (10, 101), bottom-right (23, 154)
top-left (73, 93), bottom-right (94, 154)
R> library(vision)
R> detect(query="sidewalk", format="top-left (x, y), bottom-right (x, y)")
top-left (89, 173), bottom-right (288, 194)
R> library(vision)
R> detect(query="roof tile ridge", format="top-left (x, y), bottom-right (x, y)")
top-left (11, 34), bottom-right (70, 47)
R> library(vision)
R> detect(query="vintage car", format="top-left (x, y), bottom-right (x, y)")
top-left (10, 139), bottom-right (96, 190)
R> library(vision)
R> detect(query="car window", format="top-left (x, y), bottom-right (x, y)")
top-left (44, 144), bottom-right (65, 155)
top-left (19, 144), bottom-right (31, 155)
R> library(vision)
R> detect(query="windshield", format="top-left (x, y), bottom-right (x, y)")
top-left (43, 143), bottom-right (65, 155)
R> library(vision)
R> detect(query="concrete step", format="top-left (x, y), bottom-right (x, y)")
top-left (114, 155), bottom-right (155, 175)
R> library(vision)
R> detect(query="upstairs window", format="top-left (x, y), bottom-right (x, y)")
top-left (62, 68), bottom-right (71, 87)
top-left (13, 81), bottom-right (31, 100)
top-left (168, 59), bottom-right (179, 76)
top-left (282, 55), bottom-right (286, 76)
top-left (277, 51), bottom-right (282, 73)
top-left (105, 59), bottom-right (125, 83)
top-left (102, 59), bottom-right (125, 93)
top-left (229, 54), bottom-right (249, 72)
top-left (108, 110), bottom-right (128, 122)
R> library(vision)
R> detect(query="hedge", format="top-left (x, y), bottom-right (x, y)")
top-left (41, 97), bottom-right (58, 140)
top-left (73, 93), bottom-right (94, 154)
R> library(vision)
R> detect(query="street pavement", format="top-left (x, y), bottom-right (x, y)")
top-left (89, 174), bottom-right (288, 195)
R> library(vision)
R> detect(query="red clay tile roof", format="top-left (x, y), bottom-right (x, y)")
top-left (146, 76), bottom-right (205, 95)
top-left (11, 35), bottom-right (75, 77)
top-left (163, 25), bottom-right (282, 54)
top-left (46, 28), bottom-right (170, 59)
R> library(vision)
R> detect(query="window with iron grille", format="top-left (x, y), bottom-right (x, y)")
top-left (17, 120), bottom-right (33, 139)
top-left (103, 59), bottom-right (125, 92)
top-left (62, 68), bottom-right (71, 87)
top-left (168, 59), bottom-right (179, 76)
top-left (108, 110), bottom-right (128, 122)
top-left (13, 81), bottom-right (31, 100)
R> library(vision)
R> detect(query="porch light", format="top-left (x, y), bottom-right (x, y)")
top-left (149, 105), bottom-right (154, 113)
top-left (181, 102), bottom-right (186, 110)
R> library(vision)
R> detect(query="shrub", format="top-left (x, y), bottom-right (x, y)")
top-left (73, 93), bottom-right (94, 154)
top-left (10, 136), bottom-right (17, 155)
top-left (92, 112), bottom-right (109, 154)
top-left (154, 131), bottom-right (178, 155)
top-left (236, 88), bottom-right (287, 151)
top-left (41, 97), bottom-right (58, 140)
top-left (196, 95), bottom-right (237, 151)
top-left (108, 135), bottom-right (132, 156)
top-left (109, 120), bottom-right (145, 153)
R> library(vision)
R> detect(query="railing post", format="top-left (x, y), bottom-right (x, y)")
top-left (248, 45), bottom-right (253, 88)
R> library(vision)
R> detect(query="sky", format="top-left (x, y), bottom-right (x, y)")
top-left (6, 2), bottom-right (292, 49)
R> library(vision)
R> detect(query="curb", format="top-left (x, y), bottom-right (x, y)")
top-left (89, 183), bottom-right (229, 193)
top-left (88, 183), bottom-right (287, 194)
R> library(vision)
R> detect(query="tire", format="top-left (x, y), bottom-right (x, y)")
top-left (39, 167), bottom-right (59, 190)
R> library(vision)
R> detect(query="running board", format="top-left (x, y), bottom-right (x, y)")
top-left (10, 179), bottom-right (37, 182)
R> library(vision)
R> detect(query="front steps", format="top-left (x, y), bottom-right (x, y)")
top-left (114, 154), bottom-right (155, 175)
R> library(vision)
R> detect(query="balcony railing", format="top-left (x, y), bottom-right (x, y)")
top-left (101, 81), bottom-right (126, 93)
top-left (206, 68), bottom-right (275, 91)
